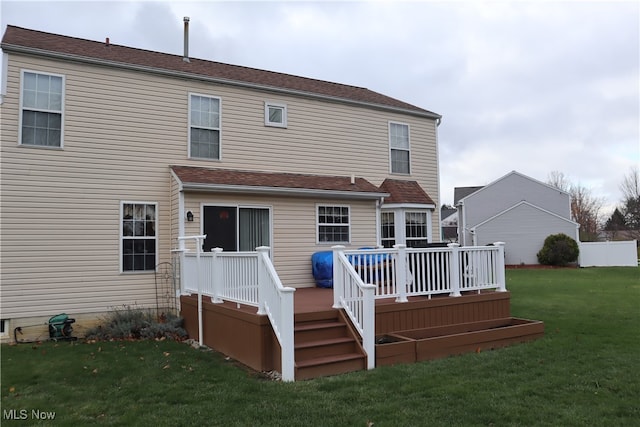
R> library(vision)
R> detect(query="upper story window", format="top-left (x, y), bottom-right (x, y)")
top-left (121, 202), bottom-right (157, 272)
top-left (189, 94), bottom-right (221, 160)
top-left (317, 205), bottom-right (350, 243)
top-left (20, 71), bottom-right (64, 147)
top-left (389, 122), bottom-right (410, 174)
top-left (265, 102), bottom-right (287, 128)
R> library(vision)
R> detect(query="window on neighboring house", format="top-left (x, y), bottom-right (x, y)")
top-left (265, 102), bottom-right (287, 128)
top-left (121, 202), bottom-right (157, 272)
top-left (381, 211), bottom-right (396, 248)
top-left (317, 205), bottom-right (350, 243)
top-left (189, 94), bottom-right (221, 159)
top-left (20, 71), bottom-right (64, 147)
top-left (405, 211), bottom-right (428, 248)
top-left (389, 122), bottom-right (410, 174)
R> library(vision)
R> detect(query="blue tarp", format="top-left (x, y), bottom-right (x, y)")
top-left (311, 251), bottom-right (333, 288)
top-left (311, 248), bottom-right (391, 288)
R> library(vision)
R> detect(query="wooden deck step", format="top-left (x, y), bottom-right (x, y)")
top-left (295, 353), bottom-right (366, 381)
top-left (294, 311), bottom-right (366, 380)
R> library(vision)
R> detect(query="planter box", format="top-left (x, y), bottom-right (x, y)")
top-left (393, 318), bottom-right (544, 362)
top-left (375, 334), bottom-right (416, 366)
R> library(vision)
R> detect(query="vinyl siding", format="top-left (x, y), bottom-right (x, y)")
top-left (473, 203), bottom-right (579, 265)
top-left (460, 172), bottom-right (571, 246)
top-left (1, 52), bottom-right (438, 319)
top-left (182, 193), bottom-right (377, 287)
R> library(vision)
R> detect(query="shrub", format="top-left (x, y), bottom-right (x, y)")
top-left (85, 305), bottom-right (187, 341)
top-left (537, 233), bottom-right (580, 266)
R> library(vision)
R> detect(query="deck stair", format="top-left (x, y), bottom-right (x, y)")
top-left (294, 310), bottom-right (366, 380)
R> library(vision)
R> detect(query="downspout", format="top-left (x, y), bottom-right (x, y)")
top-left (376, 197), bottom-right (384, 247)
top-left (434, 116), bottom-right (442, 242)
top-left (457, 200), bottom-right (466, 246)
top-left (0, 53), bottom-right (7, 105)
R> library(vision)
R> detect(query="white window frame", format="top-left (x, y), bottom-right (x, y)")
top-left (316, 204), bottom-right (351, 244)
top-left (120, 201), bottom-right (158, 273)
top-left (188, 92), bottom-right (222, 160)
top-left (405, 210), bottom-right (430, 248)
top-left (19, 69), bottom-right (65, 148)
top-left (264, 101), bottom-right (287, 128)
top-left (389, 121), bottom-right (411, 174)
top-left (380, 211), bottom-right (396, 248)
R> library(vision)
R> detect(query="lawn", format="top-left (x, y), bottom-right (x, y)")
top-left (2, 267), bottom-right (639, 426)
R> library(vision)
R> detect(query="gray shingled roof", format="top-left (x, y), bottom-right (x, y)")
top-left (1, 25), bottom-right (441, 119)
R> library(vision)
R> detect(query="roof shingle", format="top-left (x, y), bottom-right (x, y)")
top-left (379, 179), bottom-right (435, 205)
top-left (171, 166), bottom-right (386, 196)
top-left (1, 25), bottom-right (440, 118)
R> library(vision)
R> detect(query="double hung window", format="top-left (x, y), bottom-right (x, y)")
top-left (189, 94), bottom-right (221, 159)
top-left (405, 212), bottom-right (428, 248)
top-left (121, 202), bottom-right (157, 272)
top-left (317, 205), bottom-right (350, 243)
top-left (20, 71), bottom-right (64, 147)
top-left (389, 122), bottom-right (410, 174)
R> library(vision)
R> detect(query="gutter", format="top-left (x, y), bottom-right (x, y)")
top-left (1, 44), bottom-right (442, 121)
top-left (181, 182), bottom-right (390, 200)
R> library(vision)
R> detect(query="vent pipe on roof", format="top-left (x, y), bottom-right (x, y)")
top-left (105, 37), bottom-right (110, 47)
top-left (183, 17), bottom-right (190, 63)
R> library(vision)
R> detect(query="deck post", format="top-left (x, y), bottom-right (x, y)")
top-left (448, 243), bottom-right (461, 297)
top-left (393, 244), bottom-right (409, 303)
top-left (280, 286), bottom-right (296, 382)
top-left (493, 242), bottom-right (507, 292)
top-left (332, 245), bottom-right (345, 309)
top-left (211, 248), bottom-right (224, 304)
top-left (363, 284), bottom-right (376, 370)
top-left (256, 247), bottom-right (269, 315)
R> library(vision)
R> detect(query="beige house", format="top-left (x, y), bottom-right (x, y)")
top-left (0, 25), bottom-right (442, 341)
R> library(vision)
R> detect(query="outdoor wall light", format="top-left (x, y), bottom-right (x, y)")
top-left (186, 211), bottom-right (194, 222)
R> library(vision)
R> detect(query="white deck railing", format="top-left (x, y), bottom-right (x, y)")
top-left (332, 247), bottom-right (376, 370)
top-left (180, 240), bottom-right (506, 381)
top-left (255, 247), bottom-right (296, 382)
top-left (342, 243), bottom-right (506, 300)
top-left (180, 246), bottom-right (295, 382)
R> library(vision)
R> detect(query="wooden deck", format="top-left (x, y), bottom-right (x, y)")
top-left (180, 287), bottom-right (544, 380)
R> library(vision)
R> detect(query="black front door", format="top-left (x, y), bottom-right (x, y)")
top-left (203, 206), bottom-right (237, 252)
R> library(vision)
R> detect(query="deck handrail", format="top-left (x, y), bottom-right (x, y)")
top-left (180, 246), bottom-right (295, 382)
top-left (343, 242), bottom-right (507, 300)
top-left (256, 247), bottom-right (296, 382)
top-left (332, 245), bottom-right (376, 370)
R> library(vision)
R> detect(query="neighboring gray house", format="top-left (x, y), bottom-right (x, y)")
top-left (440, 206), bottom-right (458, 242)
top-left (456, 171), bottom-right (579, 265)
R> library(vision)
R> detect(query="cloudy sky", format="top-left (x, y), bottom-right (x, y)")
top-left (2, 0), bottom-right (638, 213)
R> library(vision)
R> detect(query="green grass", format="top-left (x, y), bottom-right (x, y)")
top-left (2, 267), bottom-right (639, 426)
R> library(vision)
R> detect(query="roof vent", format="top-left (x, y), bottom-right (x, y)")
top-left (105, 37), bottom-right (110, 47)
top-left (183, 17), bottom-right (190, 63)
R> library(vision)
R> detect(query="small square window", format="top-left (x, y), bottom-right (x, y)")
top-left (265, 102), bottom-right (287, 128)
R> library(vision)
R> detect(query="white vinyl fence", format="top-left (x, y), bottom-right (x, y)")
top-left (579, 240), bottom-right (638, 267)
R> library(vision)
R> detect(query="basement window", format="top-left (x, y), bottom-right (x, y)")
top-left (0, 319), bottom-right (8, 337)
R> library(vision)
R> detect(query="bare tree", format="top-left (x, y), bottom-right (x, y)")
top-left (547, 171), bottom-right (604, 241)
top-left (547, 171), bottom-right (571, 192)
top-left (619, 167), bottom-right (640, 238)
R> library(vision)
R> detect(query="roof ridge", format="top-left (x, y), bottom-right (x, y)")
top-left (2, 25), bottom-right (439, 118)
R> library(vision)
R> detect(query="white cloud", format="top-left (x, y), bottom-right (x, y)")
top-left (2, 0), bottom-right (638, 212)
